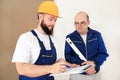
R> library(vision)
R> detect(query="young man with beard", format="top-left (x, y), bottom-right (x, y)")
top-left (12, 1), bottom-right (72, 80)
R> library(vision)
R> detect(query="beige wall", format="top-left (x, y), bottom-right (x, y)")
top-left (0, 0), bottom-right (53, 80)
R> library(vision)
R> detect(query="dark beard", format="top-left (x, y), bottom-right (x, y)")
top-left (41, 21), bottom-right (53, 35)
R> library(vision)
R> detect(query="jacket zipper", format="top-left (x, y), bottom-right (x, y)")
top-left (85, 33), bottom-right (92, 60)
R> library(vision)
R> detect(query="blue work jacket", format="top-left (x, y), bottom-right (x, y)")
top-left (65, 27), bottom-right (109, 73)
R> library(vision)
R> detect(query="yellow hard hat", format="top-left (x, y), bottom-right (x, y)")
top-left (38, 1), bottom-right (59, 17)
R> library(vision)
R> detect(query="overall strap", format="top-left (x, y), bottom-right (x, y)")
top-left (48, 36), bottom-right (54, 49)
top-left (31, 30), bottom-right (43, 47)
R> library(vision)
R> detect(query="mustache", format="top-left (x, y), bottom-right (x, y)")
top-left (48, 25), bottom-right (54, 29)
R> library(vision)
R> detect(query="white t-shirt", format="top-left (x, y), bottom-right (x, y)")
top-left (80, 34), bottom-right (87, 45)
top-left (12, 29), bottom-right (53, 64)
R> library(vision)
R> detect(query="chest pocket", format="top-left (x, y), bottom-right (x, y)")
top-left (73, 41), bottom-right (82, 43)
top-left (88, 38), bottom-right (97, 42)
top-left (39, 49), bottom-right (56, 65)
top-left (87, 38), bottom-right (98, 53)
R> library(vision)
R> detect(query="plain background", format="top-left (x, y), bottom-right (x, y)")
top-left (54, 0), bottom-right (120, 80)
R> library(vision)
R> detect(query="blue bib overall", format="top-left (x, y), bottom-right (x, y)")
top-left (19, 30), bottom-right (56, 80)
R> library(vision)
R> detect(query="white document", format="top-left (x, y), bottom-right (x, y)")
top-left (66, 38), bottom-right (87, 61)
top-left (50, 64), bottom-right (92, 76)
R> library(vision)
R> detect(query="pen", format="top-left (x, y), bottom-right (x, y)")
top-left (83, 65), bottom-right (92, 71)
top-left (66, 65), bottom-right (71, 68)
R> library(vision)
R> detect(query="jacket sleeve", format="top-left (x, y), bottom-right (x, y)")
top-left (93, 33), bottom-right (109, 68)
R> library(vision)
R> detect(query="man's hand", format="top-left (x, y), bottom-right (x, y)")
top-left (50, 59), bottom-right (67, 74)
top-left (57, 58), bottom-right (79, 68)
top-left (50, 58), bottom-right (79, 74)
top-left (81, 61), bottom-right (96, 75)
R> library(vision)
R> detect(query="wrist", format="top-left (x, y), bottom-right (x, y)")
top-left (92, 61), bottom-right (96, 67)
top-left (48, 65), bottom-right (53, 74)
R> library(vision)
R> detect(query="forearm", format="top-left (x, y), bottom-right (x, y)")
top-left (16, 62), bottom-right (52, 77)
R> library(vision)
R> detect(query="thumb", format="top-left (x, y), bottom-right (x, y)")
top-left (81, 61), bottom-right (87, 65)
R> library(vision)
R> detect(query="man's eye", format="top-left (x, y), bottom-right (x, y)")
top-left (49, 18), bottom-right (53, 21)
top-left (81, 22), bottom-right (85, 24)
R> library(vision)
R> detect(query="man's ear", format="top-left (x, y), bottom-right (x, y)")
top-left (87, 20), bottom-right (90, 25)
top-left (39, 13), bottom-right (44, 18)
top-left (38, 13), bottom-right (44, 24)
